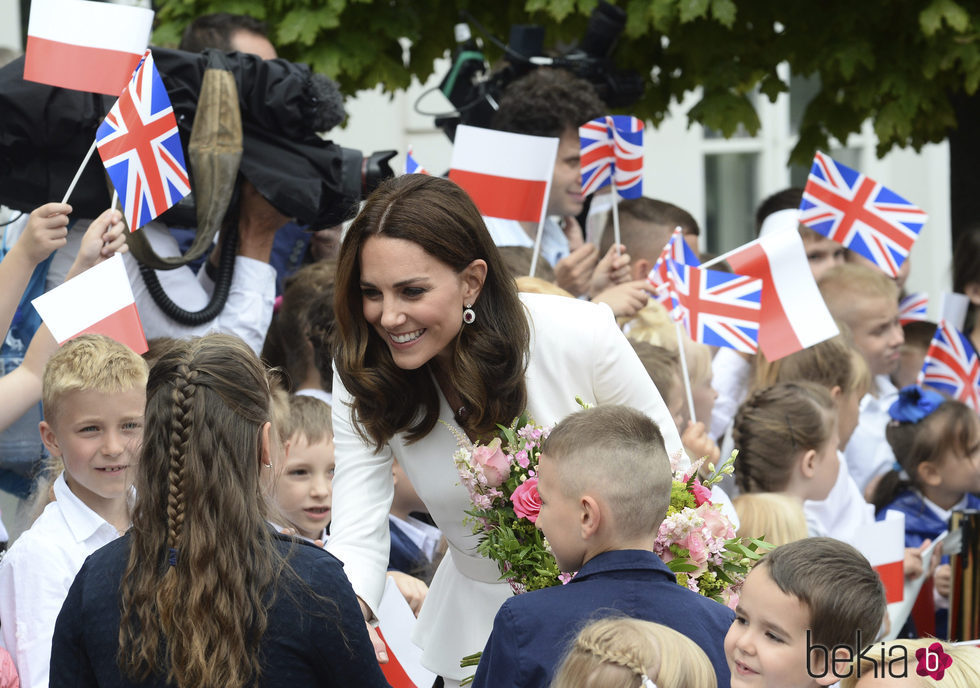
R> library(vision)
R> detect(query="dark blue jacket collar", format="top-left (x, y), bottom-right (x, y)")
top-left (570, 549), bottom-right (676, 583)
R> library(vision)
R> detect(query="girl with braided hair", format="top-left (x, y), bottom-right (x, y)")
top-left (732, 381), bottom-right (839, 509)
top-left (49, 334), bottom-right (388, 688)
top-left (551, 617), bottom-right (716, 688)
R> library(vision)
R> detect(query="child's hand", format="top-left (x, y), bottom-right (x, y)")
top-left (903, 541), bottom-right (928, 580)
top-left (386, 570), bottom-right (428, 617)
top-left (588, 243), bottom-right (632, 296)
top-left (14, 202), bottom-right (72, 265)
top-left (68, 209), bottom-right (127, 277)
top-left (591, 280), bottom-right (649, 319)
top-left (934, 563), bottom-right (951, 598)
top-left (682, 421), bottom-right (721, 469)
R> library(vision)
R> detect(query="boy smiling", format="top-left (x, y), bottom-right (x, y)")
top-left (0, 335), bottom-right (147, 688)
top-left (726, 537), bottom-right (886, 688)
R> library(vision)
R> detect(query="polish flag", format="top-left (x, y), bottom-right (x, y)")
top-left (449, 125), bottom-right (558, 223)
top-left (25, 0), bottom-right (154, 96)
top-left (375, 577), bottom-right (436, 688)
top-left (31, 254), bottom-right (148, 354)
top-left (857, 510), bottom-right (906, 604)
top-left (704, 228), bottom-right (838, 361)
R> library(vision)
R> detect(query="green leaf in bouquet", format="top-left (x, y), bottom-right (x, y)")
top-left (669, 562), bottom-right (701, 573)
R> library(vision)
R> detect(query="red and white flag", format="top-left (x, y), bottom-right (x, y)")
top-left (448, 125), bottom-right (558, 223)
top-left (31, 254), bottom-right (147, 354)
top-left (376, 577), bottom-right (437, 688)
top-left (855, 510), bottom-right (906, 605)
top-left (25, 0), bottom-right (154, 96)
top-left (707, 228), bottom-right (838, 361)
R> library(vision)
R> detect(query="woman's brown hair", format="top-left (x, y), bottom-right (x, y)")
top-left (733, 381), bottom-right (836, 493)
top-left (331, 174), bottom-right (530, 450)
top-left (119, 334), bottom-right (284, 688)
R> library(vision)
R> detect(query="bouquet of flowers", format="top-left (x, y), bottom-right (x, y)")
top-left (654, 451), bottom-right (769, 609)
top-left (452, 410), bottom-right (768, 606)
top-left (451, 411), bottom-right (560, 595)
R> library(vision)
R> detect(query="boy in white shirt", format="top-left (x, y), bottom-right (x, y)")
top-left (0, 334), bottom-right (147, 688)
top-left (819, 264), bottom-right (904, 496)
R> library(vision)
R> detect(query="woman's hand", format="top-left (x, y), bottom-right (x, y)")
top-left (357, 597), bottom-right (389, 664)
top-left (387, 570), bottom-right (429, 616)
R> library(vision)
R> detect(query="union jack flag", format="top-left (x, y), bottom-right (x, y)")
top-left (898, 292), bottom-right (930, 326)
top-left (918, 320), bottom-right (980, 411)
top-left (404, 147), bottom-right (429, 175)
top-left (647, 227), bottom-right (700, 309)
top-left (799, 151), bottom-right (928, 279)
top-left (96, 49), bottom-right (190, 232)
top-left (667, 259), bottom-right (762, 354)
top-left (579, 115), bottom-right (644, 199)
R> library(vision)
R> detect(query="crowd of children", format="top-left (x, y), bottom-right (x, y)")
top-left (2, 11), bottom-right (980, 688)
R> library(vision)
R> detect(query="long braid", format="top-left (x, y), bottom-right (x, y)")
top-left (575, 634), bottom-right (651, 685)
top-left (166, 364), bottom-right (196, 560)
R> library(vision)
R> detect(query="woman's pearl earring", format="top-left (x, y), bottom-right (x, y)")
top-left (463, 304), bottom-right (476, 324)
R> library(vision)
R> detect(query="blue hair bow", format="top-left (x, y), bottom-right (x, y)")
top-left (888, 385), bottom-right (944, 424)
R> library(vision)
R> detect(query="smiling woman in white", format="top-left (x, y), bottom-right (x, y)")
top-left (325, 175), bottom-right (682, 684)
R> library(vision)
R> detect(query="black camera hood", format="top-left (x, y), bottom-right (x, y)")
top-left (0, 48), bottom-right (363, 227)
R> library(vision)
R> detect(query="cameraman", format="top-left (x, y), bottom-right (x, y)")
top-left (46, 180), bottom-right (282, 355)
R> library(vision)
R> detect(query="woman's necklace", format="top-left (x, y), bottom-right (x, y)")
top-left (432, 366), bottom-right (470, 426)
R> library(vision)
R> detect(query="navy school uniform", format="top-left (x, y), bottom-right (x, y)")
top-left (50, 532), bottom-right (391, 687)
top-left (388, 518), bottom-right (430, 578)
top-left (471, 549), bottom-right (734, 688)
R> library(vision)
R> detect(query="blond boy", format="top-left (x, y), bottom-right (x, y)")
top-left (270, 394), bottom-right (335, 544)
top-left (472, 405), bottom-right (734, 688)
top-left (819, 264), bottom-right (903, 494)
top-left (0, 334), bottom-right (147, 688)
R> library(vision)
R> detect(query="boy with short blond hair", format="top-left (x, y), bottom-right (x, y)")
top-left (0, 334), bottom-right (147, 688)
top-left (819, 263), bottom-right (904, 494)
top-left (472, 405), bottom-right (733, 688)
top-left (268, 395), bottom-right (335, 544)
top-left (726, 537), bottom-right (886, 687)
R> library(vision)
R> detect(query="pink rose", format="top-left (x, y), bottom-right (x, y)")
top-left (682, 533), bottom-right (708, 564)
top-left (699, 504), bottom-right (735, 540)
top-left (472, 437), bottom-right (510, 487)
top-left (690, 478), bottom-right (712, 507)
top-left (511, 477), bottom-right (541, 523)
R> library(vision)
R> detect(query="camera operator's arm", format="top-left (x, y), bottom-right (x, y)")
top-left (198, 180), bottom-right (281, 354)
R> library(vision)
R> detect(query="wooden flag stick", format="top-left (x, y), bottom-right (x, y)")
top-left (528, 215), bottom-right (546, 278)
top-left (675, 320), bottom-right (697, 425)
top-left (611, 190), bottom-right (621, 255)
top-left (62, 139), bottom-right (98, 205)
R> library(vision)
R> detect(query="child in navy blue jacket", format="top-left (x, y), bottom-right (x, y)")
top-left (471, 404), bottom-right (734, 688)
top-left (871, 384), bottom-right (980, 637)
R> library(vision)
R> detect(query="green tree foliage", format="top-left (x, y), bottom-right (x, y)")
top-left (154, 0), bottom-right (980, 164)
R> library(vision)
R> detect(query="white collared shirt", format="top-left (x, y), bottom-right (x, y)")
top-left (48, 221), bottom-right (276, 356)
top-left (844, 375), bottom-right (900, 494)
top-left (388, 514), bottom-right (442, 563)
top-left (805, 450), bottom-right (876, 541)
top-left (0, 473), bottom-right (126, 688)
top-left (295, 387), bottom-right (333, 407)
top-left (482, 217), bottom-right (570, 268)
